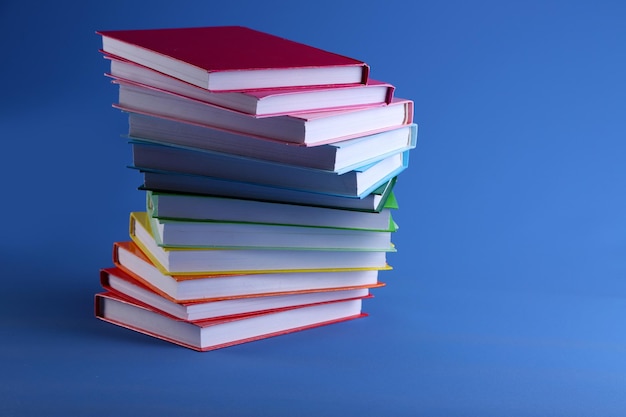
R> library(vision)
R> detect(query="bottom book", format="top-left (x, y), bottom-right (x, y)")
top-left (95, 292), bottom-right (366, 351)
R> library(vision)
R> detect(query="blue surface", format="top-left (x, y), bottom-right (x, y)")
top-left (2, 1), bottom-right (626, 416)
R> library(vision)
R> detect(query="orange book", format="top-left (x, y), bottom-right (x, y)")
top-left (101, 266), bottom-right (375, 321)
top-left (128, 211), bottom-right (392, 275)
top-left (113, 241), bottom-right (386, 303)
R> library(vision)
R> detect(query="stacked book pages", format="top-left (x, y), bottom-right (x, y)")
top-left (95, 26), bottom-right (417, 351)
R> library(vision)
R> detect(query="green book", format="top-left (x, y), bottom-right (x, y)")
top-left (129, 212), bottom-right (393, 275)
top-left (147, 211), bottom-right (397, 251)
top-left (147, 188), bottom-right (398, 232)
top-left (141, 176), bottom-right (398, 214)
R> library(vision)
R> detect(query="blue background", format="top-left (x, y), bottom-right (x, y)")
top-left (2, 1), bottom-right (625, 415)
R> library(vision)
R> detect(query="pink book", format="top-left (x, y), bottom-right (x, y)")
top-left (114, 79), bottom-right (413, 146)
top-left (104, 55), bottom-right (394, 117)
top-left (97, 26), bottom-right (370, 92)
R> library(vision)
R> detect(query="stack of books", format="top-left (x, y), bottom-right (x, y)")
top-left (95, 26), bottom-right (417, 351)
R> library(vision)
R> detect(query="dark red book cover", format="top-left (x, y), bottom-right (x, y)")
top-left (97, 26), bottom-right (369, 90)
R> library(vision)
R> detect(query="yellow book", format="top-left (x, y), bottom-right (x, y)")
top-left (129, 212), bottom-right (393, 276)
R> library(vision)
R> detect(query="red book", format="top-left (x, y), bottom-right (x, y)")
top-left (95, 291), bottom-right (366, 351)
top-left (100, 266), bottom-right (374, 322)
top-left (97, 26), bottom-right (369, 92)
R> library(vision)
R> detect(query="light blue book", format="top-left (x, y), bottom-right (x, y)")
top-left (127, 111), bottom-right (417, 173)
top-left (131, 140), bottom-right (410, 199)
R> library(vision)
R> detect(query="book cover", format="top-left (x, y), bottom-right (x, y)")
top-left (95, 292), bottom-right (366, 351)
top-left (112, 241), bottom-right (386, 302)
top-left (97, 26), bottom-right (369, 91)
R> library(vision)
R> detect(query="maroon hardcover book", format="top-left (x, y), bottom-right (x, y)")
top-left (97, 26), bottom-right (369, 92)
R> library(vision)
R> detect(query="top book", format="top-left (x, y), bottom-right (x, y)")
top-left (97, 26), bottom-right (370, 92)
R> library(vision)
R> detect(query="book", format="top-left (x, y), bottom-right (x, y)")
top-left (101, 266), bottom-right (375, 321)
top-left (147, 191), bottom-right (396, 231)
top-left (96, 25), bottom-right (415, 352)
top-left (131, 140), bottom-right (409, 198)
top-left (106, 56), bottom-right (394, 117)
top-left (112, 241), bottom-right (385, 302)
top-left (97, 26), bottom-right (370, 92)
top-left (127, 112), bottom-right (417, 173)
top-left (129, 212), bottom-right (393, 275)
top-left (147, 212), bottom-right (395, 250)
top-left (96, 291), bottom-right (366, 351)
top-left (115, 80), bottom-right (413, 146)
top-left (139, 172), bottom-right (398, 212)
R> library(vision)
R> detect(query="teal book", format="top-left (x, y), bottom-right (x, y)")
top-left (139, 171), bottom-right (398, 212)
top-left (147, 211), bottom-right (397, 250)
top-left (147, 190), bottom-right (397, 231)
top-left (131, 143), bottom-right (409, 198)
